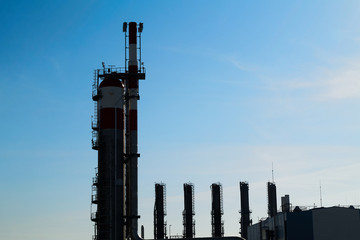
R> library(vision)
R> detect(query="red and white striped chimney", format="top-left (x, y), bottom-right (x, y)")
top-left (98, 76), bottom-right (125, 240)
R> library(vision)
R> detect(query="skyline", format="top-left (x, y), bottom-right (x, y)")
top-left (1, 1), bottom-right (360, 240)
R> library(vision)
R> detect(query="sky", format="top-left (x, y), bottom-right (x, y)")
top-left (1, 0), bottom-right (360, 239)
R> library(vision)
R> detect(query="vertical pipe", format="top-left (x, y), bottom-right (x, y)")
top-left (126, 21), bottom-right (141, 240)
top-left (114, 83), bottom-right (125, 240)
top-left (141, 226), bottom-right (144, 239)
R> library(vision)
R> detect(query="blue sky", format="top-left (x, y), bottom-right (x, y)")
top-left (1, 1), bottom-right (360, 239)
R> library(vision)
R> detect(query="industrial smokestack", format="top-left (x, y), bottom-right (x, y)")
top-left (267, 182), bottom-right (277, 217)
top-left (281, 195), bottom-right (291, 213)
top-left (125, 21), bottom-right (139, 239)
top-left (183, 183), bottom-right (195, 238)
top-left (211, 183), bottom-right (224, 237)
top-left (124, 22), bottom-right (145, 240)
top-left (154, 183), bottom-right (167, 239)
top-left (91, 21), bottom-right (145, 240)
top-left (91, 65), bottom-right (125, 240)
top-left (240, 182), bottom-right (251, 240)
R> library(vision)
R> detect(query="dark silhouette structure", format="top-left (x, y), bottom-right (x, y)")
top-left (267, 182), bottom-right (277, 218)
top-left (90, 22), bottom-right (145, 240)
top-left (240, 182), bottom-right (251, 240)
top-left (281, 194), bottom-right (291, 213)
top-left (211, 183), bottom-right (224, 237)
top-left (154, 183), bottom-right (167, 239)
top-left (248, 206), bottom-right (360, 240)
top-left (183, 183), bottom-right (195, 238)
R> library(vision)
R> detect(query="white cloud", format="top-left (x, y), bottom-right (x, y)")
top-left (218, 54), bottom-right (360, 101)
top-left (286, 63), bottom-right (360, 100)
top-left (318, 69), bottom-right (360, 100)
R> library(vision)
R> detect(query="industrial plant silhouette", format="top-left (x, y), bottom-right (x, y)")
top-left (90, 22), bottom-right (360, 240)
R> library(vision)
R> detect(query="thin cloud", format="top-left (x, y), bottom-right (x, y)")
top-left (286, 64), bottom-right (360, 100)
top-left (318, 69), bottom-right (360, 100)
top-left (224, 57), bottom-right (251, 71)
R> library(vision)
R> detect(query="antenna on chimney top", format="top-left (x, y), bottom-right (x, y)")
top-left (272, 162), bottom-right (274, 183)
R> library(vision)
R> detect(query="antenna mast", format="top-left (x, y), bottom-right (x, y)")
top-left (320, 181), bottom-right (323, 207)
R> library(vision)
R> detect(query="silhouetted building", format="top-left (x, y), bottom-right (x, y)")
top-left (248, 206), bottom-right (360, 240)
